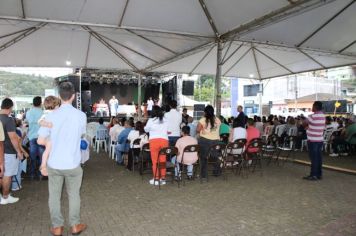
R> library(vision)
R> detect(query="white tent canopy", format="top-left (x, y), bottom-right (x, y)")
top-left (0, 0), bottom-right (355, 80)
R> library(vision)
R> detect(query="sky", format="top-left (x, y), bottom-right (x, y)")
top-left (0, 67), bottom-right (73, 78)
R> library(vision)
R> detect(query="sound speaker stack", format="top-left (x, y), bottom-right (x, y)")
top-left (193, 104), bottom-right (205, 120)
top-left (182, 81), bottom-right (194, 96)
top-left (81, 90), bottom-right (92, 115)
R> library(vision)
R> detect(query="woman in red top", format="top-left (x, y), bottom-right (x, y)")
top-left (246, 118), bottom-right (261, 153)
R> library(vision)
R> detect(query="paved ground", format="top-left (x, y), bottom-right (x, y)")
top-left (1, 151), bottom-right (356, 236)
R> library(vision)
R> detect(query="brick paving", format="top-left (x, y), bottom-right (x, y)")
top-left (1, 151), bottom-right (356, 236)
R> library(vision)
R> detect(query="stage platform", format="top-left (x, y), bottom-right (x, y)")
top-left (87, 114), bottom-right (131, 123)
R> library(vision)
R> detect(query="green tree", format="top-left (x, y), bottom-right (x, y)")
top-left (194, 75), bottom-right (231, 103)
top-left (0, 71), bottom-right (54, 96)
top-left (194, 75), bottom-right (214, 103)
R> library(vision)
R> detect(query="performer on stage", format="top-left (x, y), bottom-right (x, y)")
top-left (109, 96), bottom-right (119, 117)
top-left (96, 98), bottom-right (109, 117)
top-left (147, 97), bottom-right (154, 117)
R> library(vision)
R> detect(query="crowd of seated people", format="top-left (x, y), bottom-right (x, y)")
top-left (328, 117), bottom-right (356, 157)
top-left (91, 101), bottom-right (356, 187)
top-left (258, 114), bottom-right (356, 156)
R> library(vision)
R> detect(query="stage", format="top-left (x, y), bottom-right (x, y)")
top-left (87, 104), bottom-right (147, 123)
top-left (55, 71), bottom-right (177, 116)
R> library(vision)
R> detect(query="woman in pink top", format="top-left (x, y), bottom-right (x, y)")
top-left (171, 126), bottom-right (198, 178)
top-left (246, 118), bottom-right (261, 153)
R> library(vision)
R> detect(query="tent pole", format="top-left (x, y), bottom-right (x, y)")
top-left (258, 92), bottom-right (263, 118)
top-left (77, 68), bottom-right (82, 111)
top-left (215, 41), bottom-right (223, 116)
top-left (252, 46), bottom-right (263, 117)
top-left (138, 74), bottom-right (142, 121)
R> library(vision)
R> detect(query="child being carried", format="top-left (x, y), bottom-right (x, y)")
top-left (39, 96), bottom-right (61, 176)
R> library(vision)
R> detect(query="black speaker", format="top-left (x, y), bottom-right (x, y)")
top-left (81, 90), bottom-right (92, 114)
top-left (81, 81), bottom-right (90, 90)
top-left (57, 75), bottom-right (80, 92)
top-left (193, 104), bottom-right (205, 120)
top-left (193, 104), bottom-right (205, 111)
top-left (182, 81), bottom-right (194, 96)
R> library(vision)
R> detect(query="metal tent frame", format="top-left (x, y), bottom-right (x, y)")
top-left (0, 0), bottom-right (355, 115)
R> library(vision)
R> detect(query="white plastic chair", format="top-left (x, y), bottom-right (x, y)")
top-left (323, 128), bottom-right (334, 153)
top-left (275, 124), bottom-right (286, 137)
top-left (86, 122), bottom-right (98, 147)
top-left (262, 125), bottom-right (273, 141)
top-left (94, 129), bottom-right (108, 153)
top-left (287, 126), bottom-right (298, 137)
top-left (109, 138), bottom-right (117, 160)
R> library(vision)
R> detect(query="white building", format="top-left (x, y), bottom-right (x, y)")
top-left (232, 72), bottom-right (340, 116)
top-left (327, 66), bottom-right (356, 97)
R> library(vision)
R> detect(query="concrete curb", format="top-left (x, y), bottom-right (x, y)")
top-left (292, 159), bottom-right (356, 176)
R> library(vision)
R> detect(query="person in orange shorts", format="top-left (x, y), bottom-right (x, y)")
top-left (144, 105), bottom-right (169, 186)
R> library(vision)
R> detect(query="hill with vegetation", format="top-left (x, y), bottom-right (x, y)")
top-left (0, 70), bottom-right (54, 96)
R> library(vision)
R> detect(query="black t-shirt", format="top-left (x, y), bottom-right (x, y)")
top-left (182, 114), bottom-right (189, 125)
top-left (0, 114), bottom-right (16, 154)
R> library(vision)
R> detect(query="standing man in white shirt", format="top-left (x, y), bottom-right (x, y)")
top-left (147, 97), bottom-right (154, 117)
top-left (165, 100), bottom-right (182, 146)
top-left (38, 82), bottom-right (87, 236)
top-left (109, 96), bottom-right (119, 117)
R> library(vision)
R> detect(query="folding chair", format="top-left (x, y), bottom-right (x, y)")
top-left (201, 142), bottom-right (226, 183)
top-left (263, 134), bottom-right (280, 165)
top-left (130, 138), bottom-right (141, 172)
top-left (139, 143), bottom-right (151, 181)
top-left (262, 125), bottom-right (273, 142)
top-left (220, 133), bottom-right (229, 144)
top-left (224, 139), bottom-right (246, 179)
top-left (275, 124), bottom-right (287, 138)
top-left (245, 138), bottom-right (264, 175)
top-left (275, 136), bottom-right (295, 165)
top-left (176, 144), bottom-right (200, 187)
top-left (154, 146), bottom-right (178, 189)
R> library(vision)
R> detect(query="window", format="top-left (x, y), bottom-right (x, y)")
top-left (243, 84), bottom-right (261, 97)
